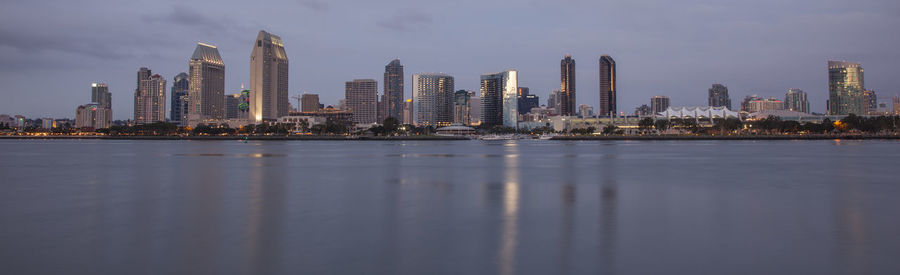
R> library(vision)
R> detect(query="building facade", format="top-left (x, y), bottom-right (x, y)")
top-left (170, 72), bottom-right (189, 125)
top-left (828, 60), bottom-right (865, 115)
top-left (547, 89), bottom-right (561, 115)
top-left (383, 59), bottom-right (404, 120)
top-left (560, 55), bottom-right (576, 116)
top-left (650, 96), bottom-right (670, 115)
top-left (598, 55), bottom-right (617, 117)
top-left (301, 94), bottom-right (320, 112)
top-left (134, 70), bottom-right (166, 124)
top-left (517, 87), bottom-right (539, 115)
top-left (579, 104), bottom-right (594, 117)
top-left (75, 103), bottom-right (111, 130)
top-left (708, 84), bottom-right (732, 109)
top-left (90, 82), bottom-right (112, 127)
top-left (863, 90), bottom-right (877, 115)
top-left (249, 30), bottom-right (289, 123)
top-left (746, 97), bottom-right (784, 113)
top-left (480, 70), bottom-right (518, 128)
top-left (784, 88), bottom-right (809, 113)
top-left (345, 79), bottom-right (378, 124)
top-left (412, 73), bottom-right (455, 126)
top-left (453, 90), bottom-right (473, 125)
top-left (188, 43), bottom-right (226, 125)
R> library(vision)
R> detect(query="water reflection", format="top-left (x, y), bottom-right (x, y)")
top-left (499, 141), bottom-right (520, 275)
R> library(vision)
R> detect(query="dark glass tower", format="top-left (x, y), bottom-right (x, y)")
top-left (560, 55), bottom-right (576, 116)
top-left (598, 55), bottom-right (616, 117)
top-left (170, 72), bottom-right (189, 124)
top-left (708, 84), bottom-right (732, 109)
top-left (383, 59), bottom-right (404, 120)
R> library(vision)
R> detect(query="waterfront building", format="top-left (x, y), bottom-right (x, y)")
top-left (480, 70), bottom-right (518, 128)
top-left (746, 97), bottom-right (784, 113)
top-left (828, 60), bottom-right (866, 115)
top-left (560, 55), bottom-right (576, 116)
top-left (708, 84), bottom-right (732, 109)
top-left (188, 42), bottom-right (226, 126)
top-left (383, 59), bottom-right (404, 120)
top-left (784, 88), bottom-right (809, 114)
top-left (658, 106), bottom-right (740, 120)
top-left (134, 70), bottom-right (166, 124)
top-left (412, 73), bottom-right (455, 126)
top-left (41, 118), bottom-right (54, 129)
top-left (75, 103), bottom-right (111, 130)
top-left (170, 73), bottom-right (189, 125)
top-left (249, 30), bottom-right (289, 123)
top-left (301, 94), bottom-right (320, 112)
top-left (598, 55), bottom-right (617, 117)
top-left (517, 87), bottom-right (539, 115)
top-left (453, 90), bottom-right (473, 125)
top-left (650, 96), bottom-right (670, 115)
top-left (345, 79), bottom-right (378, 124)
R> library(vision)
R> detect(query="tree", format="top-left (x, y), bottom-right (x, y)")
top-left (638, 118), bottom-right (654, 132)
top-left (602, 124), bottom-right (619, 135)
top-left (654, 119), bottom-right (670, 133)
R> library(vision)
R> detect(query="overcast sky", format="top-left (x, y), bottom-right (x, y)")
top-left (1, 0), bottom-right (898, 119)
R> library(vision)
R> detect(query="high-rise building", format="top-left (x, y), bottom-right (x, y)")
top-left (828, 60), bottom-right (865, 115)
top-left (383, 59), bottom-right (404, 120)
top-left (453, 90), bottom-right (472, 125)
top-left (547, 89), bottom-right (561, 114)
top-left (634, 105), bottom-right (651, 116)
top-left (741, 94), bottom-right (763, 113)
top-left (170, 72), bottom-right (189, 125)
top-left (517, 87), bottom-right (539, 115)
top-left (598, 55), bottom-right (617, 117)
top-left (301, 94), bottom-right (320, 112)
top-left (225, 93), bottom-right (248, 119)
top-left (560, 55), bottom-right (576, 116)
top-left (412, 73), bottom-right (454, 126)
top-left (188, 43), bottom-right (225, 125)
top-left (650, 96), bottom-right (670, 115)
top-left (708, 84), bottom-right (732, 109)
top-left (894, 95), bottom-right (900, 115)
top-left (75, 103), bottom-right (111, 130)
top-left (249, 30), bottom-right (289, 123)
top-left (863, 90), bottom-right (877, 115)
top-left (480, 70), bottom-right (518, 128)
top-left (91, 82), bottom-right (111, 109)
top-left (746, 97), bottom-right (784, 113)
top-left (134, 70), bottom-right (166, 124)
top-left (402, 99), bottom-right (414, 125)
top-left (469, 93), bottom-right (481, 125)
top-left (784, 88), bottom-right (809, 113)
top-left (345, 79), bottom-right (378, 124)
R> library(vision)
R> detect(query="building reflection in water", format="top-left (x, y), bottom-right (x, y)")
top-left (244, 147), bottom-right (287, 274)
top-left (499, 141), bottom-right (520, 275)
top-left (834, 168), bottom-right (868, 274)
top-left (598, 142), bottom-right (618, 275)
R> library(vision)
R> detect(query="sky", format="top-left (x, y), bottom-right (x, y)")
top-left (1, 0), bottom-right (898, 119)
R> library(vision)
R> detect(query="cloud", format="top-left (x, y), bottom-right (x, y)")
top-left (377, 9), bottom-right (433, 31)
top-left (299, 0), bottom-right (330, 11)
top-left (141, 6), bottom-right (226, 32)
top-left (0, 27), bottom-right (134, 60)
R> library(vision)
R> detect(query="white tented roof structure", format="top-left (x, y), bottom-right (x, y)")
top-left (659, 106), bottom-right (740, 119)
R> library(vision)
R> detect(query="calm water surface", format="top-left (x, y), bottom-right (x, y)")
top-left (1, 139), bottom-right (899, 274)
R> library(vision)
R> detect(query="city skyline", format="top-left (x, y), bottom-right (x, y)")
top-left (1, 0), bottom-right (899, 119)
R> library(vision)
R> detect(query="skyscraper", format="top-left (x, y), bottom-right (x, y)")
top-left (412, 73), bottom-right (455, 126)
top-left (784, 88), bottom-right (809, 113)
top-left (741, 94), bottom-right (763, 113)
top-left (828, 60), bottom-right (865, 115)
top-left (893, 95), bottom-right (900, 115)
top-left (560, 55), bottom-right (576, 116)
top-left (249, 30), bottom-right (289, 123)
top-left (598, 55), bottom-right (617, 117)
top-left (517, 87), bottom-right (539, 115)
top-left (548, 89), bottom-right (561, 114)
top-left (91, 82), bottom-right (111, 109)
top-left (134, 70), bottom-right (166, 124)
top-left (453, 90), bottom-right (472, 125)
top-left (170, 72), bottom-right (189, 125)
top-left (188, 43), bottom-right (225, 125)
top-left (863, 90), bottom-right (877, 115)
top-left (650, 96), bottom-right (670, 115)
top-left (708, 84), bottom-right (732, 109)
top-left (383, 59), bottom-right (404, 120)
top-left (301, 94), bottom-right (320, 112)
top-left (225, 93), bottom-right (241, 119)
top-left (345, 79), bottom-right (378, 124)
top-left (480, 70), bottom-right (518, 128)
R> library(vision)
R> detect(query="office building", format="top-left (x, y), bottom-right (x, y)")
top-left (784, 88), bottom-right (809, 113)
top-left (708, 84), bottom-right (732, 109)
top-left (828, 60), bottom-right (865, 115)
top-left (170, 72), bottom-right (189, 125)
top-left (453, 90), bottom-right (474, 125)
top-left (741, 94), bottom-right (763, 112)
top-left (480, 70), bottom-right (518, 128)
top-left (225, 92), bottom-right (250, 119)
top-left (301, 94), bottom-right (320, 112)
top-left (91, 82), bottom-right (111, 109)
top-left (412, 73), bottom-right (455, 126)
top-left (517, 87), bottom-right (539, 115)
top-left (650, 96), bottom-right (670, 115)
top-left (863, 90), bottom-right (877, 115)
top-left (384, 59), bottom-right (404, 120)
top-left (345, 79), bottom-right (378, 124)
top-left (598, 55), bottom-right (617, 117)
top-left (188, 42), bottom-right (225, 125)
top-left (249, 30), bottom-right (289, 123)
top-left (402, 99), bottom-right (413, 125)
top-left (560, 55), bottom-right (576, 116)
top-left (75, 103), bottom-right (111, 130)
top-left (134, 70), bottom-right (166, 124)
top-left (745, 97), bottom-right (784, 113)
top-left (547, 89), bottom-right (561, 114)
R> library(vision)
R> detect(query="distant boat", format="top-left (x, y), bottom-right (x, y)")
top-left (538, 134), bottom-right (556, 140)
top-left (479, 134), bottom-right (517, 140)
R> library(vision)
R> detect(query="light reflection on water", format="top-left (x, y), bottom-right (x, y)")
top-left (0, 139), bottom-right (899, 274)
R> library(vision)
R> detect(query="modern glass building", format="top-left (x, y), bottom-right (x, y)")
top-left (412, 73), bottom-right (454, 127)
top-left (560, 55), bottom-right (576, 116)
top-left (480, 70), bottom-right (518, 128)
top-left (383, 59), bottom-right (404, 120)
top-left (170, 72), bottom-right (189, 125)
top-left (250, 30), bottom-right (289, 123)
top-left (134, 69), bottom-right (166, 124)
top-left (345, 79), bottom-right (379, 124)
top-left (91, 82), bottom-right (111, 109)
top-left (188, 42), bottom-right (225, 125)
top-left (598, 55), bottom-right (616, 117)
top-left (650, 96), bottom-right (670, 115)
top-left (828, 60), bottom-right (865, 115)
top-left (517, 87), bottom-right (539, 115)
top-left (708, 84), bottom-right (732, 109)
top-left (784, 88), bottom-right (809, 113)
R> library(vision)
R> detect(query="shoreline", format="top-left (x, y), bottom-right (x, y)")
top-left (1, 134), bottom-right (898, 141)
